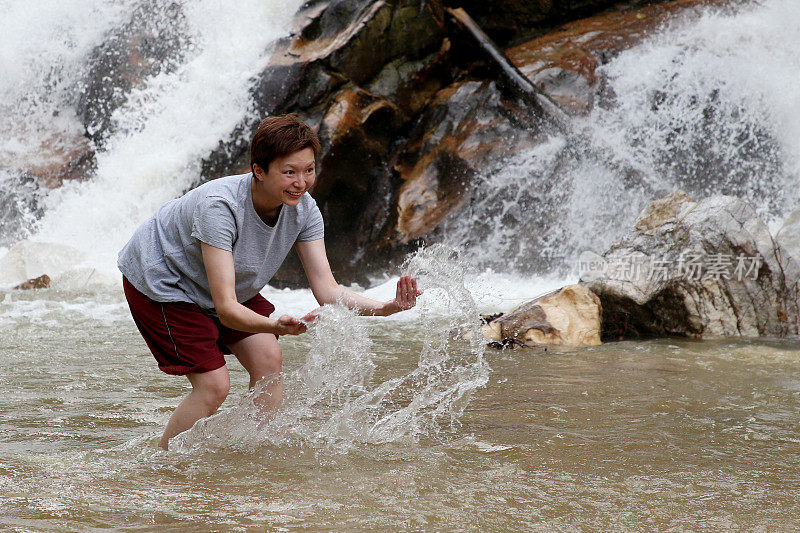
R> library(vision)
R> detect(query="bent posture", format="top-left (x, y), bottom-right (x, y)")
top-left (118, 115), bottom-right (420, 449)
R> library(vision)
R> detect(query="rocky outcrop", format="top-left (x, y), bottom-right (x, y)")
top-left (505, 0), bottom-right (726, 114)
top-left (443, 0), bottom-right (665, 46)
top-left (390, 80), bottom-right (543, 244)
top-left (13, 274), bottom-right (50, 290)
top-left (202, 0), bottom-right (728, 285)
top-left (480, 284), bottom-right (602, 347)
top-left (580, 191), bottom-right (800, 340)
top-left (370, 0), bottom-right (723, 272)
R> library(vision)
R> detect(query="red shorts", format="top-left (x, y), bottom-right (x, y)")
top-left (122, 276), bottom-right (275, 375)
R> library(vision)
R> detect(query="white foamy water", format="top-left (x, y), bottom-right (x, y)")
top-left (0, 0), bottom-right (129, 162)
top-left (0, 0), bottom-right (304, 281)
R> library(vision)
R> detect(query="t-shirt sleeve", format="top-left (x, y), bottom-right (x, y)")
top-left (297, 198), bottom-right (325, 242)
top-left (191, 196), bottom-right (237, 251)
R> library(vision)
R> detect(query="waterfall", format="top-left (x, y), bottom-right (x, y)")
top-left (0, 0), bottom-right (304, 281)
top-left (437, 0), bottom-right (800, 273)
top-left (1, 0), bottom-right (797, 283)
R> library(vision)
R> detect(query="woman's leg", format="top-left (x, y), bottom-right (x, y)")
top-left (227, 333), bottom-right (283, 413)
top-left (159, 365), bottom-right (231, 450)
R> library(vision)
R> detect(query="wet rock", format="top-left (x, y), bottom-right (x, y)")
top-left (77, 2), bottom-right (191, 144)
top-left (389, 80), bottom-right (544, 245)
top-left (505, 0), bottom-right (724, 114)
top-left (442, 0), bottom-right (637, 46)
top-left (13, 274), bottom-right (50, 291)
top-left (581, 190), bottom-right (800, 339)
top-left (315, 86), bottom-right (402, 228)
top-left (22, 134), bottom-right (95, 188)
top-left (481, 284), bottom-right (602, 347)
top-left (363, 1), bottom-right (727, 263)
top-left (365, 38), bottom-right (454, 116)
top-left (775, 209), bottom-right (800, 264)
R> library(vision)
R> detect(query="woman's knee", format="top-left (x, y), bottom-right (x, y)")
top-left (250, 344), bottom-right (282, 382)
top-left (191, 370), bottom-right (230, 407)
top-left (264, 343), bottom-right (282, 372)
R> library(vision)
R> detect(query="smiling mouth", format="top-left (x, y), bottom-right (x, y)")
top-left (285, 191), bottom-right (304, 198)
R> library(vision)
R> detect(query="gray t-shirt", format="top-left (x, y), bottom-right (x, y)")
top-left (118, 172), bottom-right (324, 310)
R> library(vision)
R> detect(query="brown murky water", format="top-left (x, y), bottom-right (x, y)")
top-left (2, 283), bottom-right (800, 531)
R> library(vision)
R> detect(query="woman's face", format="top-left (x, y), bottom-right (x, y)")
top-left (255, 147), bottom-right (316, 206)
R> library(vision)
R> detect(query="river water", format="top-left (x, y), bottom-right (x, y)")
top-left (3, 0), bottom-right (800, 529)
top-left (2, 272), bottom-right (800, 530)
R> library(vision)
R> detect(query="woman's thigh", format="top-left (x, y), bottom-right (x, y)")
top-left (227, 333), bottom-right (282, 379)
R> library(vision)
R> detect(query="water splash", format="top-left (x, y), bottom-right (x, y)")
top-left (171, 245), bottom-right (490, 453)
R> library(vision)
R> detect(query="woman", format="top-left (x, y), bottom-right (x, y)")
top-left (118, 114), bottom-right (421, 449)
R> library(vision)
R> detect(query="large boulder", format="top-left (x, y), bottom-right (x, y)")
top-left (580, 191), bottom-right (800, 339)
top-left (367, 0), bottom-right (732, 269)
top-left (481, 284), bottom-right (602, 347)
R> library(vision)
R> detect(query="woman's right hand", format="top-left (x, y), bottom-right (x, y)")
top-left (273, 315), bottom-right (308, 336)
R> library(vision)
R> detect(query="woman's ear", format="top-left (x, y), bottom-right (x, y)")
top-left (252, 163), bottom-right (264, 180)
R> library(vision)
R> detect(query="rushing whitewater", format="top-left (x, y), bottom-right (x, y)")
top-left (0, 0), bottom-right (305, 279)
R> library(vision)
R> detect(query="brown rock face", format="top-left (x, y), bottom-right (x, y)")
top-left (505, 0), bottom-right (724, 114)
top-left (482, 284), bottom-right (602, 347)
top-left (444, 0), bottom-right (643, 46)
top-left (374, 0), bottom-right (729, 265)
top-left (391, 80), bottom-right (544, 245)
top-left (13, 274), bottom-right (51, 291)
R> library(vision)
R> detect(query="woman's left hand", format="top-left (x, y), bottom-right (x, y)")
top-left (384, 275), bottom-right (423, 315)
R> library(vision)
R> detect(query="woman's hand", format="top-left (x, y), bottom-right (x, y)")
top-left (273, 315), bottom-right (308, 335)
top-left (382, 275), bottom-right (423, 316)
top-left (300, 310), bottom-right (321, 325)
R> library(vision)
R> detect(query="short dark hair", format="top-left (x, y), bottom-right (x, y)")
top-left (250, 114), bottom-right (321, 174)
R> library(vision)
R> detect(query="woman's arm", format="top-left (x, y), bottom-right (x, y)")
top-left (202, 243), bottom-right (307, 335)
top-left (295, 239), bottom-right (421, 317)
